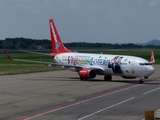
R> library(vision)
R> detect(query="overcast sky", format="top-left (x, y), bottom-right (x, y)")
top-left (0, 0), bottom-right (160, 43)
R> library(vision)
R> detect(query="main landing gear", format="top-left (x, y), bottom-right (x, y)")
top-left (80, 77), bottom-right (88, 81)
top-left (104, 75), bottom-right (112, 81)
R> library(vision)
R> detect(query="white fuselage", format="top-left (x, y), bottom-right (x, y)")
top-left (54, 52), bottom-right (154, 78)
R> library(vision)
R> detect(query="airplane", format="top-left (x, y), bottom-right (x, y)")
top-left (4, 19), bottom-right (155, 84)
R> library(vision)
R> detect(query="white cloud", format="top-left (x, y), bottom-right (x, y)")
top-left (68, 0), bottom-right (79, 10)
top-left (137, 0), bottom-right (145, 4)
top-left (89, 4), bottom-right (101, 11)
top-left (148, 0), bottom-right (159, 6)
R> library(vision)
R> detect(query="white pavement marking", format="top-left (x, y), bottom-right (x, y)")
top-left (143, 87), bottom-right (160, 95)
top-left (23, 102), bottom-right (82, 120)
top-left (68, 99), bottom-right (76, 102)
top-left (20, 84), bottom-right (141, 120)
top-left (78, 97), bottom-right (135, 120)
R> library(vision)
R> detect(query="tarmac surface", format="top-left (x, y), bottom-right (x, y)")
top-left (0, 65), bottom-right (160, 120)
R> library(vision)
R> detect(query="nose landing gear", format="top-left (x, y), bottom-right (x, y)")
top-left (139, 77), bottom-right (144, 84)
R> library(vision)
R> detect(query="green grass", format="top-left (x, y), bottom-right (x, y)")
top-left (0, 64), bottom-right (62, 75)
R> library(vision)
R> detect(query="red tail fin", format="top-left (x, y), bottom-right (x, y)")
top-left (49, 19), bottom-right (71, 54)
top-left (150, 50), bottom-right (155, 63)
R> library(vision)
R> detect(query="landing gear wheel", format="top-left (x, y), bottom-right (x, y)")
top-left (139, 77), bottom-right (144, 84)
top-left (104, 75), bottom-right (112, 81)
top-left (80, 77), bottom-right (84, 81)
top-left (85, 78), bottom-right (88, 81)
top-left (139, 79), bottom-right (144, 84)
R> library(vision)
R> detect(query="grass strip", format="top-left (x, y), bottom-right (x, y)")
top-left (0, 64), bottom-right (62, 75)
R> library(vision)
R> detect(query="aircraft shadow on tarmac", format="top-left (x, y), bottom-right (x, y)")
top-left (69, 77), bottom-right (141, 84)
top-left (25, 77), bottom-right (160, 84)
top-left (25, 77), bottom-right (81, 82)
top-left (63, 77), bottom-right (137, 83)
top-left (111, 79), bottom-right (160, 85)
top-left (143, 81), bottom-right (160, 85)
top-left (62, 77), bottom-right (160, 84)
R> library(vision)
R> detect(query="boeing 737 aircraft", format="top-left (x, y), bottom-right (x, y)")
top-left (4, 19), bottom-right (155, 84)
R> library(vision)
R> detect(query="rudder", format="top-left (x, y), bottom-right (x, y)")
top-left (49, 19), bottom-right (71, 54)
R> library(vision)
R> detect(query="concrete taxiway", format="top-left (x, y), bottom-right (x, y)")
top-left (0, 65), bottom-right (160, 120)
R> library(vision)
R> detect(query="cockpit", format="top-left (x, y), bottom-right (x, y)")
top-left (139, 63), bottom-right (152, 66)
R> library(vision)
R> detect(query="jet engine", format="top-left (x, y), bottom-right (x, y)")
top-left (78, 68), bottom-right (96, 80)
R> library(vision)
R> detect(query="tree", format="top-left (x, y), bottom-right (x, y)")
top-left (17, 42), bottom-right (28, 49)
top-left (29, 44), bottom-right (36, 49)
top-left (0, 40), bottom-right (4, 49)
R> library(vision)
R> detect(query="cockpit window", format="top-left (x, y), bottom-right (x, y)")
top-left (140, 63), bottom-right (144, 66)
top-left (145, 63), bottom-right (152, 65)
top-left (140, 63), bottom-right (152, 66)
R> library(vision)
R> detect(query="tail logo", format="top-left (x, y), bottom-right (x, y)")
top-left (50, 22), bottom-right (60, 51)
top-left (150, 50), bottom-right (155, 63)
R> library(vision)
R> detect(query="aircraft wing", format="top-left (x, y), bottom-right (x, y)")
top-left (4, 47), bottom-right (57, 65)
top-left (88, 65), bottom-right (104, 70)
top-left (41, 61), bottom-right (104, 71)
top-left (4, 47), bottom-right (104, 71)
top-left (19, 50), bottom-right (54, 56)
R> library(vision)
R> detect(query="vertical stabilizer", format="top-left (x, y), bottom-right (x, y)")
top-left (49, 19), bottom-right (71, 54)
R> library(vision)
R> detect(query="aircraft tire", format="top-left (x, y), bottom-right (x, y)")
top-left (80, 77), bottom-right (84, 81)
top-left (139, 79), bottom-right (144, 84)
top-left (104, 75), bottom-right (112, 81)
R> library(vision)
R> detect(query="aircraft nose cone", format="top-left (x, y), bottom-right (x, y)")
top-left (147, 66), bottom-right (155, 76)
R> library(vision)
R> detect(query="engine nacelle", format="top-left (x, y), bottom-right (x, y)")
top-left (78, 68), bottom-right (96, 79)
top-left (121, 76), bottom-right (136, 79)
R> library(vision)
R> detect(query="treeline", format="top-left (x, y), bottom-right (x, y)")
top-left (0, 37), bottom-right (159, 50)
top-left (1, 38), bottom-right (51, 49)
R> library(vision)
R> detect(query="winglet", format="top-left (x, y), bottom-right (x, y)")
top-left (150, 50), bottom-right (155, 63)
top-left (4, 47), bottom-right (12, 60)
